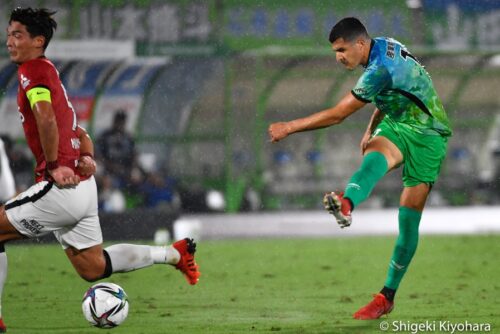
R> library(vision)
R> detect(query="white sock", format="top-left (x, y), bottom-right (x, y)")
top-left (0, 252), bottom-right (7, 318)
top-left (151, 246), bottom-right (180, 265)
top-left (104, 244), bottom-right (180, 273)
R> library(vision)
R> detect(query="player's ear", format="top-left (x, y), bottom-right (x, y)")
top-left (34, 35), bottom-right (45, 49)
top-left (356, 37), bottom-right (367, 48)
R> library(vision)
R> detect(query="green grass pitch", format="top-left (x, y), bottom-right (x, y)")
top-left (3, 235), bottom-right (500, 333)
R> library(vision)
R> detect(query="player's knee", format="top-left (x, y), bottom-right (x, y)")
top-left (77, 253), bottom-right (111, 282)
top-left (70, 248), bottom-right (113, 282)
top-left (81, 275), bottom-right (95, 282)
top-left (79, 270), bottom-right (102, 283)
top-left (78, 266), bottom-right (104, 282)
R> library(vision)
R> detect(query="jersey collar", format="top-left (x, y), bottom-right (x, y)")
top-left (363, 39), bottom-right (375, 68)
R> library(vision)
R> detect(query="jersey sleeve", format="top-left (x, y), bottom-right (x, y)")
top-left (18, 60), bottom-right (54, 93)
top-left (351, 64), bottom-right (391, 103)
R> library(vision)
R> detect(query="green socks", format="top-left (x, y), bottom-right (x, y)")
top-left (344, 151), bottom-right (388, 208)
top-left (343, 152), bottom-right (420, 295)
top-left (384, 206), bottom-right (422, 290)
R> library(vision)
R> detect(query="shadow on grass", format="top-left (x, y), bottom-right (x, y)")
top-left (10, 326), bottom-right (95, 334)
top-left (330, 321), bottom-right (384, 334)
top-left (272, 321), bottom-right (378, 334)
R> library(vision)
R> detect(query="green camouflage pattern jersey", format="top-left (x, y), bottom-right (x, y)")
top-left (351, 37), bottom-right (452, 137)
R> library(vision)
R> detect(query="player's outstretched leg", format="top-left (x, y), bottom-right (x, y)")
top-left (323, 192), bottom-right (352, 228)
top-left (172, 238), bottom-right (200, 285)
top-left (353, 293), bottom-right (394, 320)
top-left (101, 239), bottom-right (200, 285)
top-left (0, 317), bottom-right (6, 333)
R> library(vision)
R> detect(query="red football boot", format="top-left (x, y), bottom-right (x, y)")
top-left (173, 238), bottom-right (200, 285)
top-left (323, 192), bottom-right (352, 228)
top-left (0, 317), bottom-right (6, 333)
top-left (353, 293), bottom-right (394, 320)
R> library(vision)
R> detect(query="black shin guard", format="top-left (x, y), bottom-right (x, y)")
top-left (101, 249), bottom-right (113, 279)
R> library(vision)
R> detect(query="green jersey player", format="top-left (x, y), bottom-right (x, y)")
top-left (268, 17), bottom-right (451, 319)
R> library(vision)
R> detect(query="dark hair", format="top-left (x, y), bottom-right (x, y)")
top-left (328, 17), bottom-right (369, 43)
top-left (9, 7), bottom-right (57, 50)
top-left (114, 110), bottom-right (127, 123)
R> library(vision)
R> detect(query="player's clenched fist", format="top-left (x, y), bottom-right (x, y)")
top-left (77, 155), bottom-right (97, 176)
top-left (268, 122), bottom-right (292, 142)
top-left (49, 166), bottom-right (80, 188)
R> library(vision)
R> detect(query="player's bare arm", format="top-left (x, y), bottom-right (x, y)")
top-left (268, 92), bottom-right (366, 142)
top-left (32, 99), bottom-right (80, 187)
top-left (360, 108), bottom-right (385, 154)
top-left (76, 126), bottom-right (96, 176)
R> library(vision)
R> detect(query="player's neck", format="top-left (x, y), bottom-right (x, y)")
top-left (21, 52), bottom-right (46, 64)
top-left (360, 39), bottom-right (373, 67)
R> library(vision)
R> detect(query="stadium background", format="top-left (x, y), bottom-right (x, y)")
top-left (1, 0), bottom-right (500, 239)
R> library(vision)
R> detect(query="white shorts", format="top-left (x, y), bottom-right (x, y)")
top-left (5, 177), bottom-right (103, 250)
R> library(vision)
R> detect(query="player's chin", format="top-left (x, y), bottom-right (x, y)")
top-left (9, 55), bottom-right (21, 64)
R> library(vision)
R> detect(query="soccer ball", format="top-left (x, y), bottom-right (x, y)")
top-left (82, 282), bottom-right (129, 328)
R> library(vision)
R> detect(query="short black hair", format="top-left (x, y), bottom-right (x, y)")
top-left (9, 7), bottom-right (57, 50)
top-left (328, 17), bottom-right (369, 44)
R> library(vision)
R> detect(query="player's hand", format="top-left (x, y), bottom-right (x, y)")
top-left (77, 155), bottom-right (97, 176)
top-left (49, 166), bottom-right (80, 188)
top-left (359, 131), bottom-right (371, 155)
top-left (268, 122), bottom-right (291, 142)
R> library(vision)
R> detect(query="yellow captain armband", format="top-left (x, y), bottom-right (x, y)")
top-left (26, 87), bottom-right (52, 109)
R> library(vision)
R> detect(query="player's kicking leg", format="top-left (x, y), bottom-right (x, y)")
top-left (323, 146), bottom-right (394, 228)
top-left (100, 238), bottom-right (201, 285)
top-left (65, 239), bottom-right (200, 285)
top-left (43, 178), bottom-right (201, 285)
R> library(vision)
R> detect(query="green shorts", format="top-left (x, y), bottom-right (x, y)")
top-left (373, 118), bottom-right (448, 187)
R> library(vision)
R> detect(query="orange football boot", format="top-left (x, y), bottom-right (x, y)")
top-left (173, 238), bottom-right (200, 285)
top-left (353, 293), bottom-right (394, 320)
